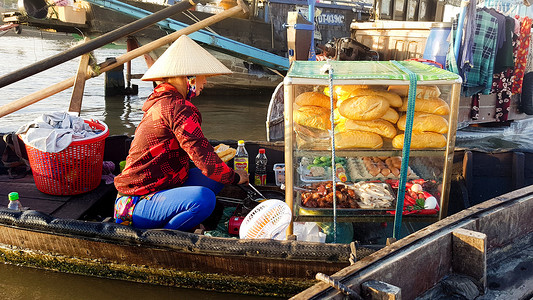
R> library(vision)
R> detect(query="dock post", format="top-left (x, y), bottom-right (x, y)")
top-left (125, 37), bottom-right (139, 96)
top-left (452, 228), bottom-right (487, 292)
top-left (105, 59), bottom-right (125, 97)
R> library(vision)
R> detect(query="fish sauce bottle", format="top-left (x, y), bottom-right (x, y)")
top-left (254, 148), bottom-right (267, 186)
top-left (234, 140), bottom-right (249, 174)
top-left (8, 192), bottom-right (22, 210)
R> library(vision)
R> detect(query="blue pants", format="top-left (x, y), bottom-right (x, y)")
top-left (132, 168), bottom-right (223, 231)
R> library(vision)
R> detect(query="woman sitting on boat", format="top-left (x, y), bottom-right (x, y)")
top-left (113, 35), bottom-right (249, 231)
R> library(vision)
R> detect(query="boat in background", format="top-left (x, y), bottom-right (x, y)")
top-left (2, 0), bottom-right (373, 92)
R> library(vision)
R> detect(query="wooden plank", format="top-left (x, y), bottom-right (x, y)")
top-left (50, 182), bottom-right (116, 219)
top-left (0, 173), bottom-right (115, 219)
top-left (0, 177), bottom-right (67, 214)
top-left (361, 280), bottom-right (401, 300)
top-left (68, 38), bottom-right (91, 115)
top-left (452, 228), bottom-right (487, 290)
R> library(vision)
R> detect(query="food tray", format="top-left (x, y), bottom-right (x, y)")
top-left (297, 181), bottom-right (396, 215)
top-left (347, 157), bottom-right (418, 180)
top-left (298, 157), bottom-right (349, 183)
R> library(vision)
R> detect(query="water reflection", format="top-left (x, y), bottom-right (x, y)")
top-left (0, 263), bottom-right (279, 300)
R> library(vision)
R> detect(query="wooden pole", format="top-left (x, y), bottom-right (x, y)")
top-left (0, 1), bottom-right (249, 119)
top-left (68, 37), bottom-right (91, 116)
top-left (0, 0), bottom-right (198, 89)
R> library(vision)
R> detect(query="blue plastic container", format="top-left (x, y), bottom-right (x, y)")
top-left (423, 25), bottom-right (451, 68)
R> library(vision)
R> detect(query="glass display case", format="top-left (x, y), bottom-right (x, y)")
top-left (283, 61), bottom-right (461, 222)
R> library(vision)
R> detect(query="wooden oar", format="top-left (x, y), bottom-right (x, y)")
top-left (0, 0), bottom-right (249, 118)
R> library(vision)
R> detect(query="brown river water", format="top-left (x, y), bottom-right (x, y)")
top-left (0, 30), bottom-right (274, 140)
top-left (0, 29), bottom-right (280, 299)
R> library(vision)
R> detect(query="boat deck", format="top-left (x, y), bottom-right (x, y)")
top-left (0, 175), bottom-right (116, 220)
top-left (0, 135), bottom-right (286, 222)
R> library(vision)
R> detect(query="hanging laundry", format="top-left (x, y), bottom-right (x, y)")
top-left (494, 16), bottom-right (516, 73)
top-left (492, 68), bottom-right (515, 121)
top-left (511, 16), bottom-right (532, 94)
top-left (462, 9), bottom-right (499, 97)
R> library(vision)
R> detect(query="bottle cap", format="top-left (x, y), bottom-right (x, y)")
top-left (238, 140), bottom-right (245, 145)
top-left (259, 148), bottom-right (265, 154)
top-left (8, 192), bottom-right (19, 201)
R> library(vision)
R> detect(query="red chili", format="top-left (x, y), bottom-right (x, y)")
top-left (403, 194), bottom-right (417, 206)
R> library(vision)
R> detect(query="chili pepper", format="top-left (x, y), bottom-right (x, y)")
top-left (403, 194), bottom-right (417, 206)
top-left (386, 179), bottom-right (399, 188)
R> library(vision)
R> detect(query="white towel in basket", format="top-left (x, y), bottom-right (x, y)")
top-left (16, 112), bottom-right (100, 153)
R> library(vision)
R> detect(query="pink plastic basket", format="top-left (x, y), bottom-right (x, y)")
top-left (24, 120), bottom-right (109, 195)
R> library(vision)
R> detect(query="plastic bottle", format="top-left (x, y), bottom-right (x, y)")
top-left (254, 148), bottom-right (267, 186)
top-left (8, 192), bottom-right (22, 210)
top-left (234, 140), bottom-right (249, 174)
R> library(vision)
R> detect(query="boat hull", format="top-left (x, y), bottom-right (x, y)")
top-left (0, 209), bottom-right (353, 296)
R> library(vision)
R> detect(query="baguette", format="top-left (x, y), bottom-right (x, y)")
top-left (346, 89), bottom-right (402, 107)
top-left (214, 144), bottom-right (237, 162)
top-left (397, 112), bottom-right (449, 134)
top-left (323, 85), bottom-right (369, 102)
top-left (381, 107), bottom-right (400, 124)
top-left (335, 130), bottom-right (383, 149)
top-left (392, 132), bottom-right (447, 149)
top-left (388, 85), bottom-right (441, 99)
top-left (294, 106), bottom-right (331, 130)
top-left (399, 97), bottom-right (450, 115)
top-left (295, 91), bottom-right (332, 109)
top-left (344, 119), bottom-right (397, 139)
top-left (338, 95), bottom-right (390, 121)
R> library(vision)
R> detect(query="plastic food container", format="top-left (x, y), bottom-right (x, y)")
top-left (273, 163), bottom-right (285, 186)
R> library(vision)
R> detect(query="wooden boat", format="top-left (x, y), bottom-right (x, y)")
top-left (292, 183), bottom-right (533, 299)
top-left (0, 135), bottom-right (366, 297)
top-left (2, 0), bottom-right (372, 92)
top-left (1, 130), bottom-right (533, 297)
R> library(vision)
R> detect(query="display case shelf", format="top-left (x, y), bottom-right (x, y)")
top-left (294, 149), bottom-right (449, 158)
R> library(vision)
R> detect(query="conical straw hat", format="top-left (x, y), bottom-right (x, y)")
top-left (141, 35), bottom-right (232, 81)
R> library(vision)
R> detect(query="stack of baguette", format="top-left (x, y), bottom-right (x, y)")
top-left (293, 85), bottom-right (450, 150)
top-left (389, 85), bottom-right (449, 149)
top-left (332, 85), bottom-right (403, 149)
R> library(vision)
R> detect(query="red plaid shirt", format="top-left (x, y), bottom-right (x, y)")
top-left (114, 83), bottom-right (237, 195)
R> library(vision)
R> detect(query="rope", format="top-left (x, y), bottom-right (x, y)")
top-left (390, 61), bottom-right (418, 240)
top-left (322, 60), bottom-right (337, 243)
top-left (181, 10), bottom-right (218, 35)
top-left (316, 273), bottom-right (363, 300)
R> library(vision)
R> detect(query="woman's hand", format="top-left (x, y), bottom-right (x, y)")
top-left (235, 169), bottom-right (249, 185)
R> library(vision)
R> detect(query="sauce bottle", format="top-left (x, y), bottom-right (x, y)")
top-left (254, 148), bottom-right (267, 186)
top-left (234, 140), bottom-right (249, 174)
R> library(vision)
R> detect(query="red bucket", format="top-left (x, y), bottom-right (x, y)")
top-left (23, 120), bottom-right (109, 195)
